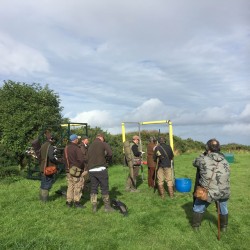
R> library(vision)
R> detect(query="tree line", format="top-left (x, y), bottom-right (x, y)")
top-left (1, 80), bottom-right (249, 176)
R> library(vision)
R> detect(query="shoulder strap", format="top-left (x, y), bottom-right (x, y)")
top-left (159, 145), bottom-right (169, 160)
top-left (43, 144), bottom-right (50, 172)
top-left (65, 146), bottom-right (70, 169)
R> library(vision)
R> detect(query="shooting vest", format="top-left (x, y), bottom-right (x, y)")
top-left (123, 141), bottom-right (141, 167)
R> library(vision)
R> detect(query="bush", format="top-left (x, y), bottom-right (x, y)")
top-left (0, 165), bottom-right (20, 178)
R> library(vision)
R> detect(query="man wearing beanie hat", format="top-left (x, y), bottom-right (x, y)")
top-left (88, 133), bottom-right (114, 213)
top-left (63, 134), bottom-right (86, 208)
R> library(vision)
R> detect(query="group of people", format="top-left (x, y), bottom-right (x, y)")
top-left (125, 135), bottom-right (175, 200)
top-left (124, 135), bottom-right (230, 232)
top-left (39, 132), bottom-right (230, 232)
top-left (39, 132), bottom-right (114, 213)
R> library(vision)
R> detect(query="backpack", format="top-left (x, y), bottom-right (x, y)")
top-left (111, 199), bottom-right (128, 216)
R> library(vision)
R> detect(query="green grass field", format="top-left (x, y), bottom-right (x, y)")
top-left (0, 152), bottom-right (249, 250)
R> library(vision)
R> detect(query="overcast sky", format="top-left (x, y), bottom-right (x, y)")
top-left (0, 0), bottom-right (249, 145)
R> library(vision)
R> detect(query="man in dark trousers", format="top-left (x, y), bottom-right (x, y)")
top-left (153, 137), bottom-right (174, 199)
top-left (88, 133), bottom-right (114, 213)
top-left (39, 132), bottom-right (59, 202)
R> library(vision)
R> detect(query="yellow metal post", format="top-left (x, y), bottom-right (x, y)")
top-left (121, 122), bottom-right (126, 143)
top-left (168, 121), bottom-right (174, 151)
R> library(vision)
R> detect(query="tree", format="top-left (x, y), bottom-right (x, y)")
top-left (0, 80), bottom-right (63, 167)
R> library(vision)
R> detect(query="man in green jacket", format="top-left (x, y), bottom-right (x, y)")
top-left (88, 134), bottom-right (114, 213)
top-left (39, 133), bottom-right (59, 202)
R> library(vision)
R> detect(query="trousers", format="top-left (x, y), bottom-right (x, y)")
top-left (157, 167), bottom-right (173, 186)
top-left (193, 198), bottom-right (229, 215)
top-left (66, 172), bottom-right (85, 203)
top-left (40, 174), bottom-right (54, 190)
top-left (89, 169), bottom-right (109, 195)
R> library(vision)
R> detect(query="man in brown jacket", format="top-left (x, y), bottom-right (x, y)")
top-left (64, 134), bottom-right (86, 208)
top-left (147, 136), bottom-right (157, 188)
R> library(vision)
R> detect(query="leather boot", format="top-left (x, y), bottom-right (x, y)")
top-left (192, 212), bottom-right (203, 231)
top-left (74, 201), bottom-right (86, 209)
top-left (102, 195), bottom-right (115, 212)
top-left (66, 201), bottom-right (73, 208)
top-left (90, 194), bottom-right (98, 213)
top-left (167, 186), bottom-right (174, 198)
top-left (220, 214), bottom-right (228, 232)
top-left (39, 189), bottom-right (49, 202)
top-left (158, 184), bottom-right (165, 199)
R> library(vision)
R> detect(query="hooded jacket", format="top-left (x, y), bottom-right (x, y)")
top-left (193, 152), bottom-right (230, 202)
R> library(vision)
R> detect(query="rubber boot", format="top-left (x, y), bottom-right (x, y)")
top-left (74, 201), bottom-right (86, 209)
top-left (39, 189), bottom-right (49, 202)
top-left (192, 212), bottom-right (203, 231)
top-left (220, 214), bottom-right (228, 232)
top-left (90, 194), bottom-right (98, 213)
top-left (167, 186), bottom-right (174, 198)
top-left (102, 195), bottom-right (115, 212)
top-left (158, 184), bottom-right (165, 199)
top-left (66, 201), bottom-right (73, 208)
top-left (125, 177), bottom-right (132, 191)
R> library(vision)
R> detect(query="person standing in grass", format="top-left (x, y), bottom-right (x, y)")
top-left (147, 136), bottom-right (157, 188)
top-left (88, 133), bottom-right (114, 213)
top-left (39, 132), bottom-right (59, 202)
top-left (125, 135), bottom-right (143, 192)
top-left (79, 135), bottom-right (90, 187)
top-left (192, 138), bottom-right (230, 232)
top-left (153, 137), bottom-right (174, 199)
top-left (64, 134), bottom-right (86, 208)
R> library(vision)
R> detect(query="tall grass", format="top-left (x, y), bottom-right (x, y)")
top-left (0, 152), bottom-right (249, 250)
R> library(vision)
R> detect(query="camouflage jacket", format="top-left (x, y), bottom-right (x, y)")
top-left (193, 152), bottom-right (230, 202)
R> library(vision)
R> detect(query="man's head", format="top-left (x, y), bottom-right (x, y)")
top-left (206, 138), bottom-right (220, 152)
top-left (96, 133), bottom-right (105, 142)
top-left (149, 136), bottom-right (157, 143)
top-left (132, 135), bottom-right (140, 144)
top-left (81, 135), bottom-right (89, 144)
top-left (70, 134), bottom-right (79, 144)
top-left (158, 137), bottom-right (166, 144)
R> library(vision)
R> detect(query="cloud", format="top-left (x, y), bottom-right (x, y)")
top-left (0, 32), bottom-right (49, 76)
top-left (71, 110), bottom-right (114, 128)
top-left (0, 0), bottom-right (249, 145)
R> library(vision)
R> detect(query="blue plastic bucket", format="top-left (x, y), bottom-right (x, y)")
top-left (175, 178), bottom-right (192, 192)
top-left (224, 153), bottom-right (234, 163)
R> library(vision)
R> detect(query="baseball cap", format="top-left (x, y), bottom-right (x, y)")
top-left (70, 134), bottom-right (78, 141)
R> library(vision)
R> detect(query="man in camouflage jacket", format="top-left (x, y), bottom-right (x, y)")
top-left (192, 139), bottom-right (230, 232)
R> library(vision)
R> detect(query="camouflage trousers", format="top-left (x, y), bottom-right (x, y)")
top-left (157, 167), bottom-right (173, 187)
top-left (66, 172), bottom-right (85, 203)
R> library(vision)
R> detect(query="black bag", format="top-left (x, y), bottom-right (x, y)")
top-left (111, 199), bottom-right (128, 216)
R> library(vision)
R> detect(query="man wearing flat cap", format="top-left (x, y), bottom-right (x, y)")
top-left (125, 135), bottom-right (142, 192)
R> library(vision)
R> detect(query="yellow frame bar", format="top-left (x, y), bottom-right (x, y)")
top-left (121, 120), bottom-right (174, 151)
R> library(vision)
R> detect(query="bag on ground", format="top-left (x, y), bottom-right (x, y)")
top-left (111, 199), bottom-right (128, 216)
